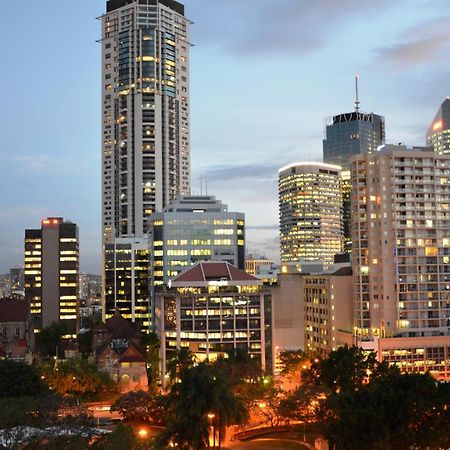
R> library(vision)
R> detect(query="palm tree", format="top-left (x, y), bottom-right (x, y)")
top-left (161, 362), bottom-right (248, 449)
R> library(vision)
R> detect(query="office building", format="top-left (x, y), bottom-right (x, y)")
top-left (279, 163), bottom-right (343, 267)
top-left (155, 262), bottom-right (273, 384)
top-left (323, 85), bottom-right (385, 250)
top-left (103, 237), bottom-right (150, 331)
top-left (148, 195), bottom-right (245, 288)
top-left (25, 218), bottom-right (79, 335)
top-left (426, 98), bottom-right (450, 155)
top-left (100, 0), bottom-right (191, 242)
top-left (351, 145), bottom-right (450, 340)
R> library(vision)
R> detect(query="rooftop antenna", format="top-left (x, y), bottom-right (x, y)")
top-left (355, 74), bottom-right (360, 112)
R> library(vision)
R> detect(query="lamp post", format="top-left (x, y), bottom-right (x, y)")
top-left (207, 413), bottom-right (215, 449)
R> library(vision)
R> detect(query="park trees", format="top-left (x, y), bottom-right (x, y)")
top-left (160, 362), bottom-right (248, 449)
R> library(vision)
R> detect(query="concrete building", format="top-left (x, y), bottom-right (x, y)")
top-left (351, 145), bottom-right (450, 341)
top-left (148, 195), bottom-right (245, 289)
top-left (25, 218), bottom-right (79, 336)
top-left (426, 98), bottom-right (450, 155)
top-left (100, 0), bottom-right (191, 333)
top-left (9, 267), bottom-right (24, 296)
top-left (100, 0), bottom-right (190, 242)
top-left (303, 264), bottom-right (353, 356)
top-left (155, 262), bottom-right (272, 383)
top-left (103, 237), bottom-right (150, 331)
top-left (279, 162), bottom-right (343, 267)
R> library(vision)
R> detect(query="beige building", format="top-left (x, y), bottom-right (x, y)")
top-left (352, 145), bottom-right (450, 340)
top-left (304, 265), bottom-right (353, 356)
top-left (279, 162), bottom-right (343, 267)
top-left (351, 145), bottom-right (450, 380)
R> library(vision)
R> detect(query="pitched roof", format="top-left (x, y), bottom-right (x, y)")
top-left (171, 262), bottom-right (262, 287)
top-left (0, 300), bottom-right (29, 323)
top-left (104, 313), bottom-right (142, 340)
top-left (118, 344), bottom-right (146, 363)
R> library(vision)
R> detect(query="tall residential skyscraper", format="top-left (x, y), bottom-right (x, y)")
top-left (148, 195), bottom-right (245, 288)
top-left (426, 98), bottom-right (450, 155)
top-left (351, 145), bottom-right (450, 341)
top-left (101, 0), bottom-right (191, 242)
top-left (25, 218), bottom-right (79, 336)
top-left (279, 163), bottom-right (343, 267)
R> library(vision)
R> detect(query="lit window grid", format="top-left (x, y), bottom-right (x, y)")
top-left (352, 151), bottom-right (450, 340)
top-left (279, 169), bottom-right (343, 266)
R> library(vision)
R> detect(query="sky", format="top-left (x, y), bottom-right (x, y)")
top-left (1, 0), bottom-right (450, 274)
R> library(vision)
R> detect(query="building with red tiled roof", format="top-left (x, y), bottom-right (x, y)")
top-left (0, 299), bottom-right (30, 359)
top-left (156, 262), bottom-right (273, 385)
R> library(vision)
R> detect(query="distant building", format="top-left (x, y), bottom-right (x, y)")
top-left (0, 299), bottom-right (30, 359)
top-left (103, 237), bottom-right (150, 332)
top-left (93, 313), bottom-right (148, 393)
top-left (245, 258), bottom-right (274, 276)
top-left (323, 111), bottom-right (385, 171)
top-left (9, 267), bottom-right (24, 296)
top-left (25, 218), bottom-right (79, 336)
top-left (426, 98), bottom-right (450, 155)
top-left (149, 196), bottom-right (245, 289)
top-left (155, 262), bottom-right (272, 384)
top-left (279, 163), bottom-right (343, 267)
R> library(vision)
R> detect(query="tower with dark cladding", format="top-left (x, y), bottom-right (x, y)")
top-left (426, 98), bottom-right (450, 155)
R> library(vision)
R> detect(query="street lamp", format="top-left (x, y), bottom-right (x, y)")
top-left (207, 413), bottom-right (216, 449)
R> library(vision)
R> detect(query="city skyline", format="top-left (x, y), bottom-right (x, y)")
top-left (1, 0), bottom-right (450, 274)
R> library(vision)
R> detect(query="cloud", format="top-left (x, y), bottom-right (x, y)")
top-left (374, 17), bottom-right (450, 69)
top-left (246, 224), bottom-right (278, 231)
top-left (189, 0), bottom-right (395, 58)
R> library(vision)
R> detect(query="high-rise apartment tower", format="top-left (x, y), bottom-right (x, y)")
top-left (101, 0), bottom-right (191, 242)
top-left (351, 145), bottom-right (450, 340)
top-left (25, 218), bottom-right (79, 336)
top-left (279, 163), bottom-right (343, 267)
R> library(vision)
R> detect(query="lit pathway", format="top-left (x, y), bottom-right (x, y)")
top-left (229, 437), bottom-right (311, 449)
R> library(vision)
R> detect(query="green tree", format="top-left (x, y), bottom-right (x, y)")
top-left (141, 332), bottom-right (160, 385)
top-left (22, 435), bottom-right (89, 450)
top-left (0, 360), bottom-right (47, 397)
top-left (111, 390), bottom-right (165, 424)
top-left (91, 424), bottom-right (149, 450)
top-left (161, 362), bottom-right (248, 449)
top-left (278, 349), bottom-right (308, 375)
top-left (35, 321), bottom-right (70, 357)
top-left (165, 347), bottom-right (195, 386)
top-left (41, 358), bottom-right (115, 400)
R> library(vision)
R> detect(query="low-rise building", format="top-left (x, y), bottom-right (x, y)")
top-left (155, 262), bottom-right (273, 384)
top-left (93, 313), bottom-right (148, 393)
top-left (0, 299), bottom-right (30, 359)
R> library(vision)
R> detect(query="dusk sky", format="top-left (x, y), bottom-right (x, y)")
top-left (1, 0), bottom-right (450, 274)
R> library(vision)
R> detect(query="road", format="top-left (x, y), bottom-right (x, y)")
top-left (229, 438), bottom-right (310, 449)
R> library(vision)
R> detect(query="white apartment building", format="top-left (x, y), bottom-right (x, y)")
top-left (100, 0), bottom-right (191, 243)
